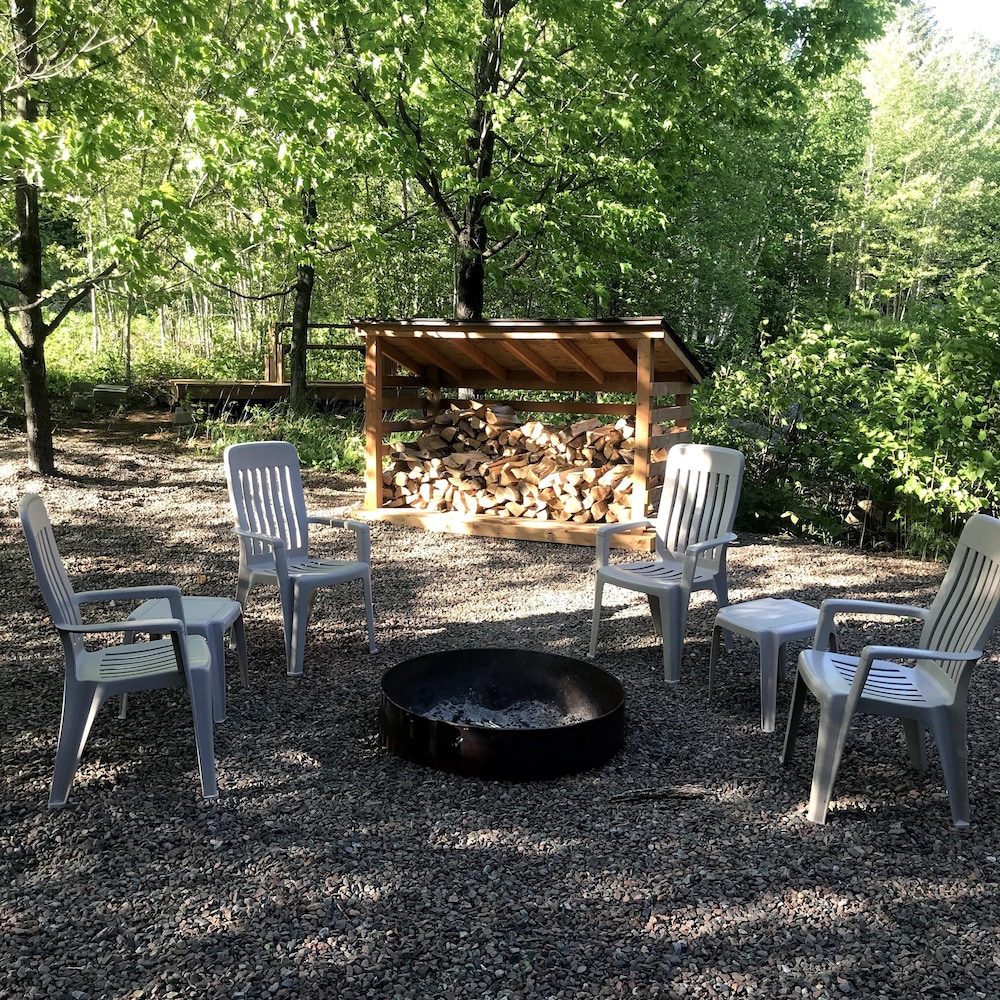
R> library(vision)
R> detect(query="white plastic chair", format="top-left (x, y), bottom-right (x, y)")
top-left (589, 443), bottom-right (745, 682)
top-left (782, 513), bottom-right (1000, 827)
top-left (223, 441), bottom-right (376, 676)
top-left (19, 493), bottom-right (218, 808)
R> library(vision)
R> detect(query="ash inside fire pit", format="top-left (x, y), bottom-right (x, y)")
top-left (378, 647), bottom-right (625, 780)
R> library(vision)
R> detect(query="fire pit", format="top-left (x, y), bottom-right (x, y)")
top-left (378, 647), bottom-right (625, 780)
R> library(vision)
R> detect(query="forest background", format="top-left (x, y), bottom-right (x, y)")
top-left (1, 0), bottom-right (997, 558)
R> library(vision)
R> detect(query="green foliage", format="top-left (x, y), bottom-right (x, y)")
top-left (824, 7), bottom-right (1000, 319)
top-left (203, 405), bottom-right (366, 474)
top-left (694, 281), bottom-right (1000, 555)
top-left (0, 310), bottom-right (265, 408)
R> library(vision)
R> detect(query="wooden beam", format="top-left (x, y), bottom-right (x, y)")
top-left (382, 418), bottom-right (437, 432)
top-left (400, 337), bottom-right (467, 381)
top-left (449, 339), bottom-right (508, 381)
top-left (355, 508), bottom-right (655, 552)
top-left (632, 338), bottom-right (653, 521)
top-left (378, 343), bottom-right (426, 378)
top-left (652, 380), bottom-right (695, 397)
top-left (554, 340), bottom-right (605, 384)
top-left (502, 341), bottom-right (559, 383)
top-left (651, 404), bottom-right (694, 425)
top-left (431, 373), bottom-right (641, 394)
top-left (610, 338), bottom-right (638, 367)
top-left (671, 394), bottom-right (693, 439)
top-left (441, 397), bottom-right (634, 417)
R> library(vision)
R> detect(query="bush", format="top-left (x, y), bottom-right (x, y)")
top-left (202, 405), bottom-right (367, 474)
top-left (694, 283), bottom-right (1000, 556)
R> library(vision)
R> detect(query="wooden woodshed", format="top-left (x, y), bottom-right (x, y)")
top-left (354, 317), bottom-right (706, 549)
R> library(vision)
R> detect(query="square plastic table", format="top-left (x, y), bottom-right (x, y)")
top-left (709, 598), bottom-right (825, 732)
top-left (125, 596), bottom-right (248, 723)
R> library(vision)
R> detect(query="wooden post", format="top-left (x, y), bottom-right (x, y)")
top-left (265, 324), bottom-right (279, 381)
top-left (364, 333), bottom-right (385, 510)
top-left (424, 366), bottom-right (441, 419)
top-left (631, 336), bottom-right (653, 522)
top-left (673, 393), bottom-right (692, 442)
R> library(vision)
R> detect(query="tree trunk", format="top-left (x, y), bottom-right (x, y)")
top-left (288, 261), bottom-right (314, 412)
top-left (20, 328), bottom-right (54, 472)
top-left (456, 218), bottom-right (487, 320)
top-left (452, 3), bottom-right (504, 320)
top-left (288, 188), bottom-right (318, 413)
top-left (10, 0), bottom-right (55, 474)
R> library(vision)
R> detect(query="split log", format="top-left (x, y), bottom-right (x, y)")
top-left (380, 401), bottom-right (669, 525)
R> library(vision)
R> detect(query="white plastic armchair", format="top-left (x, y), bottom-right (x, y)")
top-left (782, 513), bottom-right (1000, 827)
top-left (589, 443), bottom-right (745, 682)
top-left (18, 493), bottom-right (217, 808)
top-left (223, 441), bottom-right (376, 676)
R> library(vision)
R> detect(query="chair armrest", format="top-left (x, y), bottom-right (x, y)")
top-left (681, 532), bottom-right (737, 582)
top-left (232, 527), bottom-right (289, 577)
top-left (232, 526), bottom-right (285, 548)
top-left (858, 644), bottom-right (981, 668)
top-left (594, 519), bottom-right (655, 568)
top-left (55, 618), bottom-right (193, 678)
top-left (73, 585), bottom-right (185, 621)
top-left (813, 599), bottom-right (929, 650)
top-left (844, 643), bottom-right (983, 711)
top-left (56, 617), bottom-right (186, 637)
top-left (308, 516), bottom-right (372, 564)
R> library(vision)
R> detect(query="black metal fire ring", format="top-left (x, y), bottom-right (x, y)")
top-left (378, 647), bottom-right (626, 781)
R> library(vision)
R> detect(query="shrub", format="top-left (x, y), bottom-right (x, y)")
top-left (694, 283), bottom-right (1000, 556)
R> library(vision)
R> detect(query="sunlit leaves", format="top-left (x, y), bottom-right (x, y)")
top-left (695, 288), bottom-right (1000, 551)
top-left (831, 6), bottom-right (1000, 315)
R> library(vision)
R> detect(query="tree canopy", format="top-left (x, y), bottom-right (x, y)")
top-left (11, 0), bottom-right (996, 475)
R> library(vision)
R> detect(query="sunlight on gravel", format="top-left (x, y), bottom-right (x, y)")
top-left (2, 417), bottom-right (999, 999)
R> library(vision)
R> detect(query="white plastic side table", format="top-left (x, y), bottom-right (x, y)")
top-left (709, 598), bottom-right (829, 733)
top-left (125, 596), bottom-right (249, 723)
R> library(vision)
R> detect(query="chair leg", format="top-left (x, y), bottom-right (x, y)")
top-left (49, 681), bottom-right (104, 809)
top-left (806, 696), bottom-right (853, 824)
top-left (186, 667), bottom-right (218, 800)
top-left (902, 718), bottom-right (927, 771)
top-left (207, 624), bottom-right (227, 725)
top-left (278, 579), bottom-right (296, 666)
top-left (930, 712), bottom-right (970, 827)
top-left (588, 577), bottom-right (605, 657)
top-left (707, 625), bottom-right (724, 702)
top-left (362, 573), bottom-right (376, 653)
top-left (118, 627), bottom-right (140, 719)
top-left (712, 578), bottom-right (734, 651)
top-left (780, 668), bottom-right (809, 766)
top-left (288, 585), bottom-right (310, 677)
top-left (235, 570), bottom-right (253, 610)
top-left (758, 632), bottom-right (780, 734)
top-left (231, 615), bottom-right (250, 688)
top-left (658, 588), bottom-right (685, 684)
top-left (648, 594), bottom-right (663, 638)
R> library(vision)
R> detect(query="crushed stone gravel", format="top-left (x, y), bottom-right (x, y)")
top-left (2, 415), bottom-right (1000, 999)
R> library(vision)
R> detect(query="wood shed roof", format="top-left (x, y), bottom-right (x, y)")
top-left (353, 317), bottom-right (706, 393)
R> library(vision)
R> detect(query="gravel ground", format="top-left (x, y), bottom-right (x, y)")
top-left (3, 414), bottom-right (1000, 999)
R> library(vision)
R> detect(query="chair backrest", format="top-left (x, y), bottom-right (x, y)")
top-left (19, 492), bottom-right (85, 655)
top-left (653, 443), bottom-right (745, 562)
top-left (223, 441), bottom-right (311, 560)
top-left (919, 513), bottom-right (1000, 682)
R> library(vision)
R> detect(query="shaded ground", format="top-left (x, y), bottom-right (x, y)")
top-left (2, 413), bottom-right (1000, 999)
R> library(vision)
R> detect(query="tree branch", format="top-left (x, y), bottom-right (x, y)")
top-left (44, 261), bottom-right (118, 336)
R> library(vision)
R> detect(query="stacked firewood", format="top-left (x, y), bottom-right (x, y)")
top-left (381, 401), bottom-right (667, 524)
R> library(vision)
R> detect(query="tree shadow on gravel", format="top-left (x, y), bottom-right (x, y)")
top-left (6, 434), bottom-right (1000, 999)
